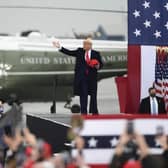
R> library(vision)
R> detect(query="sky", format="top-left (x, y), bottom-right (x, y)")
top-left (0, 0), bottom-right (127, 37)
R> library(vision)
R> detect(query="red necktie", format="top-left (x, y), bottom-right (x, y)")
top-left (85, 51), bottom-right (90, 75)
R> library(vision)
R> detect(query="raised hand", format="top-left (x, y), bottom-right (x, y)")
top-left (52, 41), bottom-right (61, 48)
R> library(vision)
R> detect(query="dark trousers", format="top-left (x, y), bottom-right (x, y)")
top-left (79, 79), bottom-right (98, 115)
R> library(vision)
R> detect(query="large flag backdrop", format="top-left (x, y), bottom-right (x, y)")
top-left (126, 0), bottom-right (168, 113)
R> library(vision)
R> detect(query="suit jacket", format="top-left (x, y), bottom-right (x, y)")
top-left (139, 96), bottom-right (166, 114)
top-left (59, 47), bottom-right (103, 95)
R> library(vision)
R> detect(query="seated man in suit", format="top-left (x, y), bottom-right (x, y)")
top-left (139, 87), bottom-right (166, 115)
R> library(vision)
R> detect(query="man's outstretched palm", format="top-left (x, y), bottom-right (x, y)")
top-left (53, 41), bottom-right (60, 48)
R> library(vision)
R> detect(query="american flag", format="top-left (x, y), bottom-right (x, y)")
top-left (155, 47), bottom-right (168, 111)
top-left (79, 116), bottom-right (168, 166)
top-left (126, 0), bottom-right (168, 113)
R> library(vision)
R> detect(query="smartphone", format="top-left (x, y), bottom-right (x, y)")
top-left (127, 120), bottom-right (134, 135)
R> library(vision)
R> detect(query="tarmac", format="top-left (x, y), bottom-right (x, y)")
top-left (23, 77), bottom-right (120, 114)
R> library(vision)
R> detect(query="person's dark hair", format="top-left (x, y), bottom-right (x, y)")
top-left (148, 87), bottom-right (155, 93)
top-left (0, 99), bottom-right (5, 104)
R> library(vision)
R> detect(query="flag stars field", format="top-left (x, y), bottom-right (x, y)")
top-left (134, 28), bottom-right (141, 37)
top-left (164, 3), bottom-right (168, 11)
top-left (165, 22), bottom-right (168, 30)
top-left (142, 1), bottom-right (150, 9)
top-left (129, 0), bottom-right (168, 44)
top-left (110, 137), bottom-right (118, 147)
top-left (154, 30), bottom-right (161, 39)
top-left (153, 11), bottom-right (160, 19)
top-left (133, 10), bottom-right (141, 18)
top-left (88, 137), bottom-right (98, 148)
top-left (144, 20), bottom-right (151, 28)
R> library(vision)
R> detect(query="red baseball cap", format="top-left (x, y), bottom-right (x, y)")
top-left (89, 59), bottom-right (99, 67)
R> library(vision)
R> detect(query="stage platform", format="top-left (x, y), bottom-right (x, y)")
top-left (27, 113), bottom-right (72, 126)
top-left (26, 113), bottom-right (72, 152)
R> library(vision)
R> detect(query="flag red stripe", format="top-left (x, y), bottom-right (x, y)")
top-left (156, 90), bottom-right (168, 96)
top-left (155, 88), bottom-right (162, 95)
top-left (156, 81), bottom-right (168, 88)
top-left (126, 45), bottom-right (141, 114)
top-left (163, 82), bottom-right (168, 87)
top-left (155, 82), bottom-right (162, 87)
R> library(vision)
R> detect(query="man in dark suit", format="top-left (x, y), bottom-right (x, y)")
top-left (139, 87), bottom-right (166, 114)
top-left (53, 38), bottom-right (103, 115)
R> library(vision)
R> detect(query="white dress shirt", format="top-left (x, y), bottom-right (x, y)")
top-left (150, 97), bottom-right (158, 115)
top-left (85, 49), bottom-right (91, 60)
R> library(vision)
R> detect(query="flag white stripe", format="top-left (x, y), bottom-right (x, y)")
top-left (83, 149), bottom-right (114, 164)
top-left (80, 148), bottom-right (163, 164)
top-left (81, 120), bottom-right (126, 136)
top-left (141, 45), bottom-right (156, 99)
top-left (81, 119), bottom-right (168, 136)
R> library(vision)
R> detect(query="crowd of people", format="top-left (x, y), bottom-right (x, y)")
top-left (0, 117), bottom-right (168, 168)
top-left (0, 126), bottom-right (89, 168)
top-left (0, 109), bottom-right (89, 168)
top-left (0, 100), bottom-right (168, 168)
top-left (110, 126), bottom-right (168, 168)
